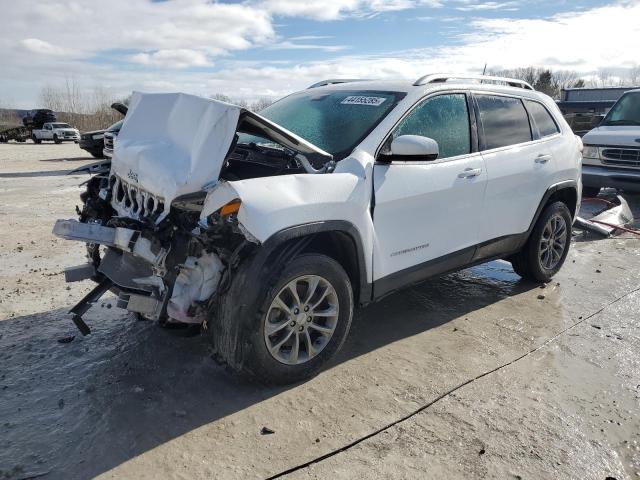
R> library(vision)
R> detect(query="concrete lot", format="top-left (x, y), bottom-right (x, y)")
top-left (0, 142), bottom-right (639, 480)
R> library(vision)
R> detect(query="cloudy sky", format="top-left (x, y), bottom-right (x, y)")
top-left (1, 0), bottom-right (639, 108)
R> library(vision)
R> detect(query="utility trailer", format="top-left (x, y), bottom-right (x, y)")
top-left (1, 122), bottom-right (80, 144)
top-left (0, 126), bottom-right (30, 143)
top-left (0, 109), bottom-right (61, 143)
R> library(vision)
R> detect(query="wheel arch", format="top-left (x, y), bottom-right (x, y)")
top-left (209, 221), bottom-right (369, 371)
top-left (260, 221), bottom-right (371, 306)
top-left (527, 180), bottom-right (578, 235)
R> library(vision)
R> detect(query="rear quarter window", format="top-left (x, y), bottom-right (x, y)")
top-left (524, 100), bottom-right (559, 137)
top-left (476, 95), bottom-right (532, 150)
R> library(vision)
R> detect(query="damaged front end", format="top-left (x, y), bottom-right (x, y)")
top-left (53, 92), bottom-right (333, 334)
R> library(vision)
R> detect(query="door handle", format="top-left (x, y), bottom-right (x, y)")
top-left (535, 154), bottom-right (552, 164)
top-left (458, 167), bottom-right (482, 178)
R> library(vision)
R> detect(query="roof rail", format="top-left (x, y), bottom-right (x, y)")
top-left (307, 79), bottom-right (366, 89)
top-left (414, 73), bottom-right (534, 90)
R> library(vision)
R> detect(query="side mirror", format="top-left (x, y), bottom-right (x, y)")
top-left (381, 135), bottom-right (439, 162)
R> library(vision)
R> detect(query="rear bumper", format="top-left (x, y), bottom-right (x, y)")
top-left (582, 165), bottom-right (640, 192)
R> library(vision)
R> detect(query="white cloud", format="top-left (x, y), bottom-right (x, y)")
top-left (20, 38), bottom-right (73, 56)
top-left (129, 49), bottom-right (212, 69)
top-left (267, 41), bottom-right (348, 52)
top-left (2, 0), bottom-right (275, 63)
top-left (1, 0), bottom-right (640, 108)
top-left (260, 0), bottom-right (442, 20)
top-left (455, 1), bottom-right (520, 11)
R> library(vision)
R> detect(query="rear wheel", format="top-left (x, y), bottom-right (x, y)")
top-left (510, 201), bottom-right (572, 282)
top-left (32, 135), bottom-right (41, 144)
top-left (211, 254), bottom-right (354, 384)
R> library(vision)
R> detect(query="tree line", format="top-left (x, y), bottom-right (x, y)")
top-left (487, 66), bottom-right (640, 99)
top-left (2, 67), bottom-right (639, 132)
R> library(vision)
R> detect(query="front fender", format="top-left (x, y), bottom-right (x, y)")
top-left (201, 167), bottom-right (374, 283)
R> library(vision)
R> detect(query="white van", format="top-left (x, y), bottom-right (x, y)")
top-left (582, 89), bottom-right (640, 195)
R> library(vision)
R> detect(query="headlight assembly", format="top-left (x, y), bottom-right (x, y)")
top-left (582, 145), bottom-right (600, 159)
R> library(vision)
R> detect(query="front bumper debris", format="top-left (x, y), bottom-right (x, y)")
top-left (68, 279), bottom-right (113, 335)
top-left (53, 219), bottom-right (169, 334)
top-left (53, 219), bottom-right (167, 266)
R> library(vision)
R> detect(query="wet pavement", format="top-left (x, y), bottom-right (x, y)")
top-left (0, 143), bottom-right (639, 479)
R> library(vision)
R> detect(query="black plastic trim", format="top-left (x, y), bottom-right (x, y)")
top-left (259, 221), bottom-right (372, 305)
top-left (526, 180), bottom-right (577, 232)
top-left (373, 245), bottom-right (475, 300)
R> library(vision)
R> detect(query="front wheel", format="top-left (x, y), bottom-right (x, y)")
top-left (211, 254), bottom-right (354, 384)
top-left (510, 201), bottom-right (572, 282)
top-left (53, 134), bottom-right (61, 144)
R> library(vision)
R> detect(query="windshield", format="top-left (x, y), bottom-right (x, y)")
top-left (52, 123), bottom-right (71, 128)
top-left (602, 92), bottom-right (640, 126)
top-left (241, 89), bottom-right (405, 159)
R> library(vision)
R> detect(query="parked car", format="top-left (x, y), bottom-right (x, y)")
top-left (53, 74), bottom-right (582, 384)
top-left (79, 129), bottom-right (107, 158)
top-left (582, 89), bottom-right (640, 195)
top-left (32, 122), bottom-right (80, 144)
top-left (102, 119), bottom-right (123, 158)
top-left (79, 103), bottom-right (128, 159)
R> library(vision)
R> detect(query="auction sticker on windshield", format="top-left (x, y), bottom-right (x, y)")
top-left (341, 96), bottom-right (387, 106)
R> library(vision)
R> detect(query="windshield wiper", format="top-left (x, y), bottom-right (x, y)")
top-left (602, 120), bottom-right (640, 126)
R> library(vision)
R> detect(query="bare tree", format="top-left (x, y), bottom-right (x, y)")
top-left (0, 98), bottom-right (20, 128)
top-left (250, 97), bottom-right (273, 112)
top-left (210, 93), bottom-right (232, 103)
top-left (38, 79), bottom-right (127, 132)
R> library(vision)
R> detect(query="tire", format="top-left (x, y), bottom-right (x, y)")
top-left (582, 186), bottom-right (601, 197)
top-left (53, 134), bottom-right (61, 144)
top-left (510, 201), bottom-right (572, 283)
top-left (90, 151), bottom-right (105, 159)
top-left (32, 135), bottom-right (41, 144)
top-left (211, 253), bottom-right (354, 384)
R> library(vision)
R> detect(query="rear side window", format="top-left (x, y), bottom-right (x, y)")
top-left (476, 95), bottom-right (532, 150)
top-left (392, 93), bottom-right (471, 159)
top-left (525, 100), bottom-right (559, 137)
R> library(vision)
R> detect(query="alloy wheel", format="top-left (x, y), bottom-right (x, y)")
top-left (264, 275), bottom-right (339, 365)
top-left (539, 213), bottom-right (567, 270)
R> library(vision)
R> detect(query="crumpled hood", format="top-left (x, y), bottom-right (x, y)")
top-left (583, 125), bottom-right (640, 147)
top-left (111, 91), bottom-right (332, 207)
top-left (111, 92), bottom-right (241, 204)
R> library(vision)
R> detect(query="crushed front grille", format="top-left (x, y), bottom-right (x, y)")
top-left (111, 175), bottom-right (165, 222)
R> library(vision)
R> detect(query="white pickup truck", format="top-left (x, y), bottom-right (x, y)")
top-left (32, 122), bottom-right (80, 144)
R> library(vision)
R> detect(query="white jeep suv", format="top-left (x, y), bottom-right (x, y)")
top-left (53, 74), bottom-right (582, 384)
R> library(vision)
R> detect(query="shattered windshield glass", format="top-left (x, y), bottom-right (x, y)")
top-left (242, 90), bottom-right (405, 159)
top-left (602, 92), bottom-right (640, 126)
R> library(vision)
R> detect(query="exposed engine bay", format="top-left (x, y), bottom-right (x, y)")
top-left (53, 92), bottom-right (335, 334)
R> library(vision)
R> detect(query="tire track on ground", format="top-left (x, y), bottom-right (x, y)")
top-left (266, 284), bottom-right (640, 479)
